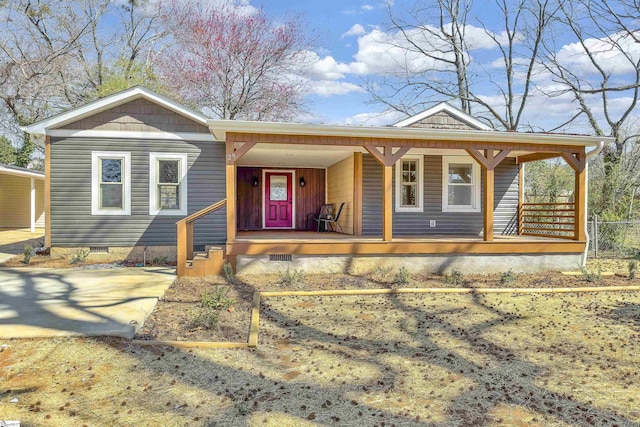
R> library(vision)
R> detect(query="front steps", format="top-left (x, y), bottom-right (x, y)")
top-left (184, 246), bottom-right (226, 278)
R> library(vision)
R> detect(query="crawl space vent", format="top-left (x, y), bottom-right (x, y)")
top-left (269, 254), bottom-right (292, 262)
top-left (90, 246), bottom-right (109, 253)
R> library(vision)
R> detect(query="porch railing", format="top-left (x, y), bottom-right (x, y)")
top-left (519, 202), bottom-right (575, 239)
top-left (176, 199), bottom-right (227, 276)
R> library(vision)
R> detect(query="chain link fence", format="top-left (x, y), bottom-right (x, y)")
top-left (587, 218), bottom-right (640, 258)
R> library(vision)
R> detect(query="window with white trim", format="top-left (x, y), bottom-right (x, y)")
top-left (149, 153), bottom-right (187, 215)
top-left (442, 156), bottom-right (481, 212)
top-left (395, 156), bottom-right (423, 212)
top-left (91, 151), bottom-right (131, 215)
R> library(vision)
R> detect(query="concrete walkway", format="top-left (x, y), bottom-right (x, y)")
top-left (0, 228), bottom-right (45, 263)
top-left (0, 266), bottom-right (175, 339)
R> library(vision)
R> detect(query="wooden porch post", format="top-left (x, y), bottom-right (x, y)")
top-left (353, 152), bottom-right (363, 236)
top-left (483, 165), bottom-right (495, 241)
top-left (466, 148), bottom-right (511, 241)
top-left (562, 150), bottom-right (587, 241)
top-left (226, 154), bottom-right (237, 243)
top-left (362, 144), bottom-right (410, 242)
top-left (383, 164), bottom-right (392, 241)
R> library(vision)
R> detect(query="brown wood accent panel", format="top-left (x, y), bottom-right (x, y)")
top-left (353, 153), bottom-right (363, 236)
top-left (409, 111), bottom-right (476, 130)
top-left (227, 131), bottom-right (581, 154)
top-left (236, 167), bottom-right (325, 231)
top-left (237, 167), bottom-right (262, 230)
top-left (227, 239), bottom-right (586, 256)
top-left (44, 136), bottom-right (51, 247)
top-left (295, 168), bottom-right (326, 231)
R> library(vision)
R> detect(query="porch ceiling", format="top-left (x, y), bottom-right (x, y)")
top-left (238, 143), bottom-right (361, 168)
top-left (237, 143), bottom-right (530, 168)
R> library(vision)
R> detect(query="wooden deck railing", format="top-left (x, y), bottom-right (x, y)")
top-left (176, 199), bottom-right (227, 276)
top-left (519, 202), bottom-right (575, 239)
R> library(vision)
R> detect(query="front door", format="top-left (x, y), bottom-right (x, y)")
top-left (264, 172), bottom-right (293, 228)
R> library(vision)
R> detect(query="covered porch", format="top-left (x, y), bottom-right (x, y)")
top-left (177, 120), bottom-right (606, 277)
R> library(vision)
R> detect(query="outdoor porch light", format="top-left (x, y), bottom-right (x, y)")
top-left (252, 177), bottom-right (259, 187)
top-left (299, 177), bottom-right (305, 187)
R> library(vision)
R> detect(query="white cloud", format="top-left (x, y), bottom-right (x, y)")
top-left (362, 4), bottom-right (375, 11)
top-left (341, 110), bottom-right (404, 126)
top-left (555, 32), bottom-right (640, 77)
top-left (310, 80), bottom-right (366, 97)
top-left (342, 24), bottom-right (366, 38)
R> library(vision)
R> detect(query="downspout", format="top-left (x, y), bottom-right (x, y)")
top-left (581, 141), bottom-right (605, 267)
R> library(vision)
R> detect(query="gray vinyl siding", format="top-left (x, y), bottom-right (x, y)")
top-left (362, 154), bottom-right (519, 236)
top-left (50, 137), bottom-right (226, 247)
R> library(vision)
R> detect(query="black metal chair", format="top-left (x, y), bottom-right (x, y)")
top-left (312, 204), bottom-right (334, 232)
top-left (317, 202), bottom-right (345, 233)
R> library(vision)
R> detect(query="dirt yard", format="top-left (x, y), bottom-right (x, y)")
top-left (3, 267), bottom-right (639, 426)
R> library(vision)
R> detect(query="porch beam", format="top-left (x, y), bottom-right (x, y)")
top-left (362, 143), bottom-right (410, 167)
top-left (226, 132), bottom-right (582, 155)
top-left (561, 152), bottom-right (586, 173)
top-left (225, 139), bottom-right (258, 165)
top-left (517, 152), bottom-right (562, 163)
top-left (484, 166), bottom-right (494, 241)
top-left (383, 165), bottom-right (393, 241)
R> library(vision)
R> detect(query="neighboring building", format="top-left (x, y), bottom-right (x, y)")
top-left (0, 162), bottom-right (45, 231)
top-left (24, 87), bottom-right (610, 276)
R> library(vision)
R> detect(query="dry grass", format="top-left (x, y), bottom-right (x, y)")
top-left (2, 277), bottom-right (640, 426)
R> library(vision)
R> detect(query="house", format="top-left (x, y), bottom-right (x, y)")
top-left (0, 162), bottom-right (45, 232)
top-left (24, 87), bottom-right (610, 276)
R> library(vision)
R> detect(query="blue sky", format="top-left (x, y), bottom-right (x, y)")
top-left (250, 0), bottom-right (640, 135)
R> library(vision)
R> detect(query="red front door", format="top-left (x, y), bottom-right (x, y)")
top-left (265, 172), bottom-right (293, 228)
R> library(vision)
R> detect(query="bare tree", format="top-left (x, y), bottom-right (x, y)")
top-left (540, 0), bottom-right (640, 213)
top-left (158, 1), bottom-right (313, 121)
top-left (369, 0), bottom-right (557, 130)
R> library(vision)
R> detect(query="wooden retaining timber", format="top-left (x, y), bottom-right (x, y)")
top-left (132, 285), bottom-right (640, 349)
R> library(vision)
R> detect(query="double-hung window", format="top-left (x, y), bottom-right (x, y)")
top-left (395, 156), bottom-right (423, 212)
top-left (149, 153), bottom-right (187, 215)
top-left (442, 156), bottom-right (481, 212)
top-left (91, 151), bottom-right (131, 215)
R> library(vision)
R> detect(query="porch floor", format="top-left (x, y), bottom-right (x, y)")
top-left (229, 230), bottom-right (584, 257)
top-left (235, 230), bottom-right (554, 242)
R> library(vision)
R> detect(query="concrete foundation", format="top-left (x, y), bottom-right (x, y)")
top-left (50, 245), bottom-right (177, 263)
top-left (236, 254), bottom-right (583, 275)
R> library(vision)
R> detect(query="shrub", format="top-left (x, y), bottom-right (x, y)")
top-left (201, 286), bottom-right (235, 311)
top-left (151, 256), bottom-right (168, 266)
top-left (581, 266), bottom-right (602, 283)
top-left (279, 268), bottom-right (305, 288)
top-left (23, 245), bottom-right (34, 265)
top-left (393, 267), bottom-right (410, 285)
top-left (629, 260), bottom-right (637, 280)
top-left (189, 286), bottom-right (235, 329)
top-left (223, 262), bottom-right (234, 284)
top-left (69, 248), bottom-right (90, 265)
top-left (444, 269), bottom-right (466, 286)
top-left (500, 269), bottom-right (518, 285)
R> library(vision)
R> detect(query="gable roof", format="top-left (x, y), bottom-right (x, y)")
top-left (393, 102), bottom-right (493, 130)
top-left (23, 86), bottom-right (209, 137)
top-left (0, 162), bottom-right (44, 179)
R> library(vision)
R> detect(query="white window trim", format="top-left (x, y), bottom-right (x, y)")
top-left (91, 151), bottom-right (131, 216)
top-left (149, 152), bottom-right (188, 216)
top-left (442, 155), bottom-right (481, 213)
top-left (395, 155), bottom-right (424, 212)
